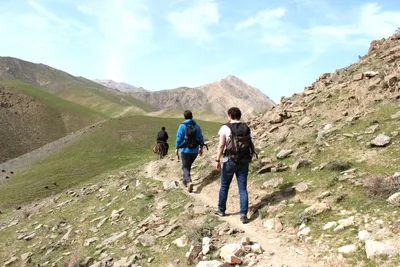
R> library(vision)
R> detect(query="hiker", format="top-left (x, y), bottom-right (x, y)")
top-left (215, 107), bottom-right (257, 224)
top-left (156, 126), bottom-right (169, 154)
top-left (176, 110), bottom-right (205, 193)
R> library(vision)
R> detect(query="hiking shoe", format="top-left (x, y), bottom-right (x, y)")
top-left (187, 182), bottom-right (194, 193)
top-left (214, 210), bottom-right (225, 217)
top-left (240, 215), bottom-right (249, 224)
top-left (182, 181), bottom-right (187, 187)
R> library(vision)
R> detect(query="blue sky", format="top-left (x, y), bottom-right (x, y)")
top-left (1, 0), bottom-right (399, 101)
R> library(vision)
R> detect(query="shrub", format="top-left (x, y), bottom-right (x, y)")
top-left (364, 175), bottom-right (400, 197)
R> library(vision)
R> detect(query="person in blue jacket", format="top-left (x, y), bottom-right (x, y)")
top-left (176, 110), bottom-right (205, 193)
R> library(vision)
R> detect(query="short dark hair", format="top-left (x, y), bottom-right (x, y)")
top-left (184, 110), bottom-right (193, 120)
top-left (228, 107), bottom-right (241, 120)
top-left (161, 127), bottom-right (165, 131)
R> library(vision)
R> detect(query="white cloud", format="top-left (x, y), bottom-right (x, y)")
top-left (308, 3), bottom-right (400, 41)
top-left (168, 0), bottom-right (219, 42)
top-left (235, 8), bottom-right (285, 30)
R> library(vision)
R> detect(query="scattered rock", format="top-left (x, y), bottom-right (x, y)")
top-left (291, 159), bottom-right (312, 171)
top-left (110, 209), bottom-right (124, 221)
top-left (262, 177), bottom-right (284, 188)
top-left (20, 252), bottom-right (33, 261)
top-left (118, 185), bottom-right (129, 192)
top-left (391, 111), bottom-right (400, 119)
top-left (276, 149), bottom-right (293, 159)
top-left (323, 222), bottom-right (337, 230)
top-left (223, 255), bottom-right (241, 264)
top-left (364, 71), bottom-right (379, 78)
top-left (317, 191), bottom-right (331, 200)
top-left (98, 231), bottom-right (127, 248)
top-left (4, 257), bottom-right (18, 266)
top-left (370, 134), bottom-right (391, 147)
top-left (293, 182), bottom-right (308, 192)
top-left (82, 257), bottom-right (95, 266)
top-left (187, 244), bottom-right (202, 265)
top-left (338, 216), bottom-right (355, 227)
top-left (358, 230), bottom-right (371, 242)
top-left (365, 124), bottom-right (379, 134)
top-left (173, 235), bottom-right (188, 247)
top-left (97, 217), bottom-right (108, 228)
top-left (137, 233), bottom-right (156, 246)
top-left (297, 227), bottom-right (311, 237)
top-left (251, 243), bottom-right (263, 254)
top-left (334, 225), bottom-right (344, 232)
top-left (365, 240), bottom-right (398, 259)
top-left (157, 200), bottom-right (169, 209)
top-left (338, 245), bottom-right (357, 254)
top-left (220, 243), bottom-right (244, 261)
top-left (387, 192), bottom-right (400, 206)
top-left (196, 260), bottom-right (222, 267)
top-left (202, 237), bottom-right (211, 255)
top-left (304, 203), bottom-right (331, 216)
top-left (274, 217), bottom-right (283, 233)
top-left (353, 73), bottom-right (364, 81)
top-left (263, 219), bottom-right (275, 231)
top-left (298, 117), bottom-right (313, 127)
top-left (84, 237), bottom-right (99, 247)
top-left (163, 180), bottom-right (179, 190)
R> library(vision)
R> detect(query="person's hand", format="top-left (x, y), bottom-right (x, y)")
top-left (175, 149), bottom-right (178, 154)
top-left (199, 147), bottom-right (204, 156)
top-left (216, 161), bottom-right (221, 172)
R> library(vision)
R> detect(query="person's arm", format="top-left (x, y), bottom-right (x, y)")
top-left (165, 132), bottom-right (169, 141)
top-left (215, 133), bottom-right (226, 172)
top-left (197, 126), bottom-right (205, 156)
top-left (176, 125), bottom-right (184, 150)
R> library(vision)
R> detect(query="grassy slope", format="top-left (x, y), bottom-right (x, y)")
top-left (0, 116), bottom-right (221, 210)
top-left (0, 81), bottom-right (108, 123)
top-left (146, 109), bottom-right (226, 123)
top-left (55, 86), bottom-right (155, 117)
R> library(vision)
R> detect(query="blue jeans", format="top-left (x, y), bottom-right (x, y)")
top-left (218, 159), bottom-right (249, 215)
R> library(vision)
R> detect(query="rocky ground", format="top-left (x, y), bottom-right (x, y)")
top-left (2, 33), bottom-right (400, 266)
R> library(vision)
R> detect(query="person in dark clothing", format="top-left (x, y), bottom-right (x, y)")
top-left (176, 110), bottom-right (205, 193)
top-left (156, 127), bottom-right (169, 154)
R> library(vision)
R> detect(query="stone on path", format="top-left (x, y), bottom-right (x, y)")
top-left (163, 180), bottom-right (179, 190)
top-left (202, 237), bottom-right (211, 255)
top-left (263, 219), bottom-right (275, 231)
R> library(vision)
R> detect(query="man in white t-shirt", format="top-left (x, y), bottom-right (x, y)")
top-left (215, 107), bottom-right (254, 224)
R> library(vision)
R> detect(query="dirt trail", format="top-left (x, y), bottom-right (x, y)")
top-left (145, 158), bottom-right (326, 267)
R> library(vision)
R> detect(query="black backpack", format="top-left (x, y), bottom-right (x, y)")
top-left (178, 123), bottom-right (209, 150)
top-left (225, 122), bottom-right (258, 164)
top-left (184, 124), bottom-right (199, 148)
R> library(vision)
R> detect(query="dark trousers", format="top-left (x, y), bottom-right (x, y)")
top-left (218, 159), bottom-right (249, 215)
top-left (181, 152), bottom-right (198, 184)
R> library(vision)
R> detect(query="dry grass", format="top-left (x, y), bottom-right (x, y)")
top-left (364, 175), bottom-right (400, 197)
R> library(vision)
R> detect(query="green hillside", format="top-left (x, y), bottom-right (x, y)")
top-left (0, 81), bottom-right (107, 162)
top-left (146, 109), bottom-right (226, 123)
top-left (0, 57), bottom-right (155, 118)
top-left (55, 86), bottom-right (155, 117)
top-left (0, 115), bottom-right (221, 210)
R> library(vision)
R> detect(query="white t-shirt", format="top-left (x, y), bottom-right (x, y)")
top-left (218, 120), bottom-right (253, 163)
